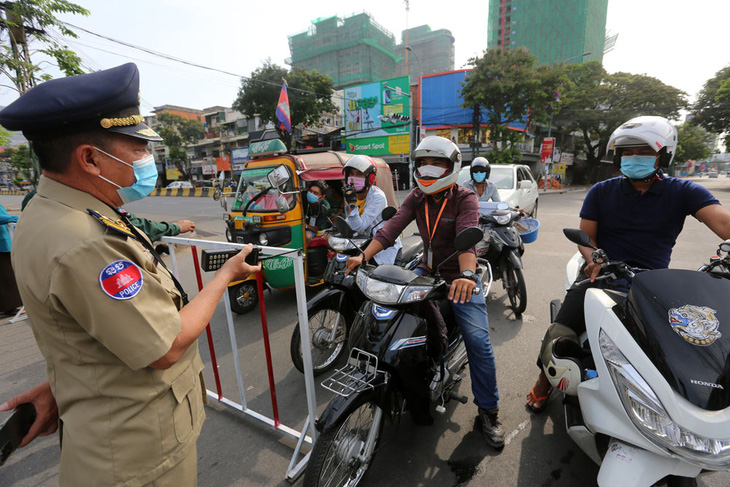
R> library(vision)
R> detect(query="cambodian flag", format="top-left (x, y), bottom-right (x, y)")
top-left (276, 81), bottom-right (291, 134)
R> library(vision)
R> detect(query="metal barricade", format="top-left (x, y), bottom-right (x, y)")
top-left (163, 236), bottom-right (318, 482)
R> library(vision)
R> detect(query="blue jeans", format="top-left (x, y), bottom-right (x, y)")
top-left (415, 270), bottom-right (500, 411)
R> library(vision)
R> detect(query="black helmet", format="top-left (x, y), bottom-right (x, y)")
top-left (471, 157), bottom-right (491, 180)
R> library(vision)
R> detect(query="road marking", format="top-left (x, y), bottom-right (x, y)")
top-left (505, 419), bottom-right (530, 446)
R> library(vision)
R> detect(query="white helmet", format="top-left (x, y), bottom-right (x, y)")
top-left (412, 136), bottom-right (462, 195)
top-left (343, 154), bottom-right (377, 187)
top-left (607, 116), bottom-right (678, 168)
top-left (543, 337), bottom-right (584, 396)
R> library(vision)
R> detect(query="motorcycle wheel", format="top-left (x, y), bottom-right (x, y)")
top-left (290, 306), bottom-right (348, 375)
top-left (228, 281), bottom-right (258, 314)
top-left (505, 266), bottom-right (527, 316)
top-left (303, 400), bottom-right (384, 487)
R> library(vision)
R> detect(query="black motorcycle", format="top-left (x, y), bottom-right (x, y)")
top-left (290, 207), bottom-right (423, 376)
top-left (476, 201), bottom-right (527, 316)
top-left (302, 220), bottom-right (485, 487)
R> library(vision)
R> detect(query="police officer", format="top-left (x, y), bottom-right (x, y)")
top-left (0, 63), bottom-right (260, 486)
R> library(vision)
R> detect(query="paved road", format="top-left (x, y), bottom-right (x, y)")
top-left (2, 178), bottom-right (730, 486)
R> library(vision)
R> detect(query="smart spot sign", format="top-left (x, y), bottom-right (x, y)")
top-left (343, 76), bottom-right (411, 156)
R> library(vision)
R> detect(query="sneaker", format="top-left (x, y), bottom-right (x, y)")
top-left (478, 408), bottom-right (505, 449)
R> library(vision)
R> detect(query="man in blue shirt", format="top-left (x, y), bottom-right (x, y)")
top-left (526, 116), bottom-right (730, 413)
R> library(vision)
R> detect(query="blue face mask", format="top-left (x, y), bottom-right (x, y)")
top-left (620, 155), bottom-right (657, 180)
top-left (307, 191), bottom-right (320, 204)
top-left (473, 172), bottom-right (487, 183)
top-left (95, 147), bottom-right (158, 204)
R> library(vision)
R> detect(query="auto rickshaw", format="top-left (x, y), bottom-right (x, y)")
top-left (214, 139), bottom-right (397, 314)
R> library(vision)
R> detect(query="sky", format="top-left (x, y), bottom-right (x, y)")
top-left (1, 0), bottom-right (728, 117)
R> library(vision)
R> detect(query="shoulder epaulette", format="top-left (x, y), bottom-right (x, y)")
top-left (87, 208), bottom-right (136, 239)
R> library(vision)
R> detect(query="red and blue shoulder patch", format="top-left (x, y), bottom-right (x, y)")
top-left (99, 260), bottom-right (143, 300)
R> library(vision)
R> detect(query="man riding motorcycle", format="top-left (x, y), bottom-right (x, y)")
top-left (346, 136), bottom-right (505, 449)
top-left (462, 156), bottom-right (501, 203)
top-left (526, 115), bottom-right (730, 413)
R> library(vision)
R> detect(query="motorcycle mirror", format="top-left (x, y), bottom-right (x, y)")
top-left (213, 189), bottom-right (221, 201)
top-left (563, 228), bottom-right (596, 249)
top-left (381, 206), bottom-right (397, 221)
top-left (455, 227), bottom-right (485, 251)
top-left (720, 240), bottom-right (730, 253)
top-left (334, 216), bottom-right (354, 239)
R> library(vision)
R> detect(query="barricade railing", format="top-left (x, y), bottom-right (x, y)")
top-left (162, 236), bottom-right (318, 482)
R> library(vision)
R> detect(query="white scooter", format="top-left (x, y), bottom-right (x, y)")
top-left (545, 229), bottom-right (730, 487)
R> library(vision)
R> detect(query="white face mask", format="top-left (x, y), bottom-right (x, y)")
top-left (418, 165), bottom-right (447, 178)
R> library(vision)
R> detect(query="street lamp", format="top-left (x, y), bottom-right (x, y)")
top-left (405, 46), bottom-right (423, 79)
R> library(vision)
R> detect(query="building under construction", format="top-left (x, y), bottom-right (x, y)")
top-left (487, 0), bottom-right (607, 65)
top-left (395, 25), bottom-right (455, 79)
top-left (288, 13), bottom-right (398, 90)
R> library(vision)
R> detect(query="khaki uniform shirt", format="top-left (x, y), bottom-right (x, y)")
top-left (12, 176), bottom-right (205, 486)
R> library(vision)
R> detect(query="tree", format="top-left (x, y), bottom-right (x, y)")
top-left (0, 1), bottom-right (89, 94)
top-left (232, 61), bottom-right (337, 149)
top-left (556, 62), bottom-right (687, 182)
top-left (675, 123), bottom-right (714, 163)
top-left (693, 66), bottom-right (730, 149)
top-left (461, 47), bottom-right (565, 164)
top-left (155, 112), bottom-right (205, 180)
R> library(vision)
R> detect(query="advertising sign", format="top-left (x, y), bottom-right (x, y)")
top-left (231, 146), bottom-right (249, 172)
top-left (344, 76), bottom-right (410, 156)
top-left (540, 137), bottom-right (555, 164)
top-left (560, 152), bottom-right (574, 165)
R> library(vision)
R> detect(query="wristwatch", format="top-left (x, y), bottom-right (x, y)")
top-left (459, 269), bottom-right (478, 283)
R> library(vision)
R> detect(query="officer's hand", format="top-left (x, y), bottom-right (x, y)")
top-left (345, 254), bottom-right (364, 275)
top-left (584, 262), bottom-right (601, 282)
top-left (176, 220), bottom-right (196, 233)
top-left (449, 278), bottom-right (477, 304)
top-left (0, 381), bottom-right (58, 448)
top-left (219, 244), bottom-right (261, 282)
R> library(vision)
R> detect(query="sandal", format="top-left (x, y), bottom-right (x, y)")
top-left (525, 386), bottom-right (553, 414)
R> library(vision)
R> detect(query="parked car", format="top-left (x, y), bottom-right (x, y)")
top-left (709, 171), bottom-right (719, 178)
top-left (166, 181), bottom-right (194, 189)
top-left (457, 163), bottom-right (539, 217)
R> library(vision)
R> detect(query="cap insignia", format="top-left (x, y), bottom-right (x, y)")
top-left (100, 114), bottom-right (144, 129)
top-left (136, 127), bottom-right (160, 137)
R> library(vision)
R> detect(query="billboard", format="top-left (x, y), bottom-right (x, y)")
top-left (344, 76), bottom-right (411, 156)
top-left (231, 146), bottom-right (249, 172)
top-left (420, 70), bottom-right (526, 130)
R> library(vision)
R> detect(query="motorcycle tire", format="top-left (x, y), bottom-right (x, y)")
top-left (228, 281), bottom-right (258, 315)
top-left (303, 400), bottom-right (384, 487)
top-left (505, 266), bottom-right (527, 316)
top-left (290, 306), bottom-right (348, 376)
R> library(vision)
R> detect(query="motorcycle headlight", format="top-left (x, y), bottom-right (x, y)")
top-left (224, 213), bottom-right (231, 222)
top-left (400, 285), bottom-right (432, 303)
top-left (259, 233), bottom-right (269, 245)
top-left (494, 214), bottom-right (511, 225)
top-left (361, 278), bottom-right (405, 305)
top-left (599, 330), bottom-right (730, 468)
top-left (327, 234), bottom-right (351, 251)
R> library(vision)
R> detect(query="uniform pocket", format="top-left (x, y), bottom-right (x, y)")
top-left (171, 364), bottom-right (197, 443)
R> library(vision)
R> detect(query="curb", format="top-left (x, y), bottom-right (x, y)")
top-left (150, 187), bottom-right (217, 197)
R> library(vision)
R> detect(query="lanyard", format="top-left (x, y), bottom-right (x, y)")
top-left (425, 197), bottom-right (448, 244)
top-left (425, 197), bottom-right (448, 268)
